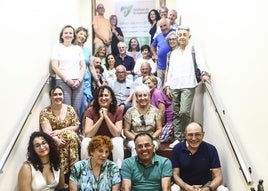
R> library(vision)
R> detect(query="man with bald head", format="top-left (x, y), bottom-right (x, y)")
top-left (109, 65), bottom-right (133, 113)
top-left (134, 62), bottom-right (162, 90)
top-left (151, 18), bottom-right (174, 85)
top-left (171, 122), bottom-right (229, 191)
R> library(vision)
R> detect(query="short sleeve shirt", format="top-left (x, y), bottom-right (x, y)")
top-left (85, 106), bottom-right (123, 137)
top-left (171, 140), bottom-right (221, 185)
top-left (121, 154), bottom-right (173, 191)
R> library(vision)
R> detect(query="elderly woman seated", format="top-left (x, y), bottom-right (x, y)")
top-left (124, 84), bottom-right (162, 156)
top-left (70, 135), bottom-right (121, 191)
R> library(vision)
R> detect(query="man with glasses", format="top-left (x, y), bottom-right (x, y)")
top-left (171, 122), bottom-right (229, 191)
top-left (121, 133), bottom-right (173, 191)
top-left (164, 26), bottom-right (211, 148)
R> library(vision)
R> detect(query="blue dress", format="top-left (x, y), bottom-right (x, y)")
top-left (80, 46), bottom-right (93, 119)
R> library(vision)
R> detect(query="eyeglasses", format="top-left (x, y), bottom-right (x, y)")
top-left (136, 143), bottom-right (153, 150)
top-left (140, 115), bottom-right (146, 126)
top-left (34, 141), bottom-right (48, 149)
top-left (168, 38), bottom-right (177, 41)
top-left (186, 132), bottom-right (203, 138)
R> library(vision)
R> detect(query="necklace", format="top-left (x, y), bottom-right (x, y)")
top-left (41, 161), bottom-right (50, 165)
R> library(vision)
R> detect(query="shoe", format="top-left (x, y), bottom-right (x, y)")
top-left (169, 140), bottom-right (180, 148)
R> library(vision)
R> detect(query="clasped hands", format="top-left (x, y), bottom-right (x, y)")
top-left (99, 107), bottom-right (108, 119)
top-left (185, 184), bottom-right (209, 191)
top-left (67, 79), bottom-right (81, 90)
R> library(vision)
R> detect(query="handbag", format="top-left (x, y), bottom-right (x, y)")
top-left (191, 46), bottom-right (202, 83)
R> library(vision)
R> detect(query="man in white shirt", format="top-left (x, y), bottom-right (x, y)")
top-left (164, 26), bottom-right (210, 148)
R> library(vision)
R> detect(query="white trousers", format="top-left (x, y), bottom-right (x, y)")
top-left (171, 184), bottom-right (229, 191)
top-left (81, 137), bottom-right (124, 168)
top-left (127, 140), bottom-right (159, 156)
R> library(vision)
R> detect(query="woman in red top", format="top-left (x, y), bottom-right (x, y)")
top-left (81, 85), bottom-right (124, 168)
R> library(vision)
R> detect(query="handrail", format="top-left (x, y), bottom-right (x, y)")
top-left (0, 74), bottom-right (50, 173)
top-left (204, 82), bottom-right (253, 185)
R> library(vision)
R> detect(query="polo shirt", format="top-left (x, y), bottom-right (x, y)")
top-left (121, 154), bottom-right (173, 191)
top-left (151, 29), bottom-right (174, 70)
top-left (171, 140), bottom-right (221, 186)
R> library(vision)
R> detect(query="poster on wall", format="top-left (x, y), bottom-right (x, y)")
top-left (115, 0), bottom-right (155, 46)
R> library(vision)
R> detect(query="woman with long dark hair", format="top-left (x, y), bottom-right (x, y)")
top-left (81, 85), bottom-right (124, 168)
top-left (18, 131), bottom-right (67, 190)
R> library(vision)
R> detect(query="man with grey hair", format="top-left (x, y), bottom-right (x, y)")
top-left (168, 9), bottom-right (181, 31)
top-left (165, 26), bottom-right (211, 148)
top-left (115, 41), bottom-right (135, 80)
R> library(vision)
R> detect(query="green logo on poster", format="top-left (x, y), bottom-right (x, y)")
top-left (121, 5), bottom-right (132, 17)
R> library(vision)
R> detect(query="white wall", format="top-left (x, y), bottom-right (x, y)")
top-left (174, 0), bottom-right (268, 189)
top-left (0, 0), bottom-right (90, 190)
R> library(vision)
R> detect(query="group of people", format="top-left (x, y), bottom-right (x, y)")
top-left (17, 3), bottom-right (229, 191)
top-left (18, 123), bottom-right (228, 191)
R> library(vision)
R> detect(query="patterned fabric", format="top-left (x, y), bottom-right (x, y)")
top-left (70, 158), bottom-right (121, 191)
top-left (124, 105), bottom-right (161, 137)
top-left (40, 105), bottom-right (80, 174)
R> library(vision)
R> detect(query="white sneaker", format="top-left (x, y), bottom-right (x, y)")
top-left (169, 140), bottom-right (180, 148)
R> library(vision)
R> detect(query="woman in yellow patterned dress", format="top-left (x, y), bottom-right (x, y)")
top-left (40, 86), bottom-right (80, 183)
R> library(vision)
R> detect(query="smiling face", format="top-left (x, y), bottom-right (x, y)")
top-left (90, 145), bottom-right (110, 166)
top-left (76, 30), bottom-right (88, 45)
top-left (144, 78), bottom-right (156, 92)
top-left (98, 88), bottom-right (112, 108)
top-left (33, 136), bottom-right (50, 157)
top-left (107, 54), bottom-right (115, 68)
top-left (61, 27), bottom-right (75, 44)
top-left (185, 123), bottom-right (204, 152)
top-left (51, 87), bottom-right (64, 106)
top-left (135, 134), bottom-right (155, 165)
top-left (136, 91), bottom-right (150, 108)
top-left (177, 29), bottom-right (191, 48)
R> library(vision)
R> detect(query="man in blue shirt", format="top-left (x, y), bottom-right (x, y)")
top-left (171, 122), bottom-right (229, 191)
top-left (151, 18), bottom-right (174, 85)
top-left (121, 132), bottom-right (173, 191)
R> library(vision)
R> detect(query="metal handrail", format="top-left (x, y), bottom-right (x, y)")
top-left (204, 82), bottom-right (253, 185)
top-left (0, 74), bottom-right (50, 173)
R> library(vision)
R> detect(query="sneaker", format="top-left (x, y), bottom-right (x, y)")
top-left (169, 140), bottom-right (180, 148)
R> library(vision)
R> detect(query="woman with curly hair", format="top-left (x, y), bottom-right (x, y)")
top-left (148, 9), bottom-right (161, 43)
top-left (81, 85), bottom-right (124, 168)
top-left (18, 131), bottom-right (67, 190)
top-left (70, 135), bottom-right (121, 191)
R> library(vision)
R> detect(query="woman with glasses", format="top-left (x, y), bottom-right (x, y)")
top-left (18, 131), bottom-right (68, 191)
top-left (124, 84), bottom-right (162, 156)
top-left (39, 86), bottom-right (80, 183)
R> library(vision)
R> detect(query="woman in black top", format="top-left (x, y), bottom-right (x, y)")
top-left (110, 14), bottom-right (124, 56)
top-left (148, 9), bottom-right (161, 43)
